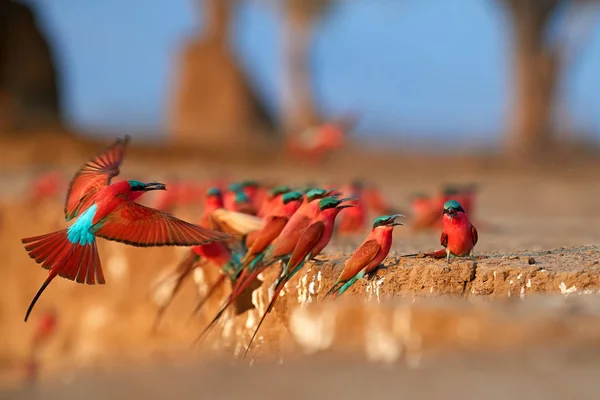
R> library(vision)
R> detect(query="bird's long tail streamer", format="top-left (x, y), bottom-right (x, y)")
top-left (22, 229), bottom-right (102, 321)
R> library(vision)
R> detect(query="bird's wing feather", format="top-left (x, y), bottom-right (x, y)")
top-left (338, 240), bottom-right (380, 282)
top-left (94, 201), bottom-right (229, 247)
top-left (287, 221), bottom-right (324, 270)
top-left (65, 136), bottom-right (129, 221)
top-left (471, 224), bottom-right (478, 246)
top-left (210, 208), bottom-right (263, 235)
top-left (440, 230), bottom-right (448, 248)
top-left (247, 216), bottom-right (288, 255)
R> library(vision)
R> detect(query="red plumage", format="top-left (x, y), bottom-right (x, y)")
top-left (94, 202), bottom-right (226, 247)
top-left (22, 136), bottom-right (229, 322)
top-left (64, 136), bottom-right (129, 221)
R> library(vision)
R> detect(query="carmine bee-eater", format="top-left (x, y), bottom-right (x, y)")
top-left (190, 196), bottom-right (351, 349)
top-left (257, 186), bottom-right (291, 218)
top-left (223, 183), bottom-right (242, 211)
top-left (190, 189), bottom-right (336, 342)
top-left (240, 180), bottom-right (266, 212)
top-left (243, 197), bottom-right (354, 356)
top-left (21, 136), bottom-right (229, 322)
top-left (324, 214), bottom-right (403, 298)
top-left (232, 188), bottom-right (341, 302)
top-left (241, 191), bottom-right (303, 268)
top-left (440, 200), bottom-right (478, 263)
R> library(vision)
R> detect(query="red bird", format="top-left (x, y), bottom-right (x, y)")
top-left (243, 197), bottom-right (354, 356)
top-left (21, 136), bottom-right (228, 322)
top-left (325, 214), bottom-right (404, 298)
top-left (240, 180), bottom-right (266, 212)
top-left (231, 189), bottom-right (339, 304)
top-left (256, 186), bottom-right (291, 218)
top-left (30, 170), bottom-right (65, 202)
top-left (440, 200), bottom-right (478, 263)
top-left (240, 191), bottom-right (303, 268)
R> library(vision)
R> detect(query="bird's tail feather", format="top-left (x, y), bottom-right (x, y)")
top-left (323, 282), bottom-right (344, 299)
top-left (22, 229), bottom-right (103, 322)
top-left (189, 274), bottom-right (227, 319)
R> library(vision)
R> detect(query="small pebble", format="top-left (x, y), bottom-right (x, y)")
top-left (509, 256), bottom-right (519, 260)
top-left (527, 257), bottom-right (536, 265)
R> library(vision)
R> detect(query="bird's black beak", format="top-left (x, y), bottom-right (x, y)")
top-left (389, 214), bottom-right (405, 226)
top-left (144, 182), bottom-right (167, 191)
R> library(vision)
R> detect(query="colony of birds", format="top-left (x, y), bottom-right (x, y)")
top-left (22, 136), bottom-right (479, 357)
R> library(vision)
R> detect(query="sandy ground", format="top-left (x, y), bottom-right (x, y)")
top-left (1, 136), bottom-right (600, 396)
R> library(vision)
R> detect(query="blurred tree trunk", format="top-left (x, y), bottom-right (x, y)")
top-left (169, 0), bottom-right (273, 148)
top-left (0, 0), bottom-right (63, 134)
top-left (280, 0), bottom-right (331, 135)
top-left (501, 0), bottom-right (562, 154)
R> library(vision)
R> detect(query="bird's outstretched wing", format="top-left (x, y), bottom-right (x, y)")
top-left (94, 201), bottom-right (229, 247)
top-left (338, 240), bottom-right (380, 282)
top-left (65, 136), bottom-right (130, 221)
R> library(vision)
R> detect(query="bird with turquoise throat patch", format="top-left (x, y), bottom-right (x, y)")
top-left (21, 136), bottom-right (229, 322)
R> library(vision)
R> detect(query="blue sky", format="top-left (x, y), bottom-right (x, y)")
top-left (27, 0), bottom-right (600, 144)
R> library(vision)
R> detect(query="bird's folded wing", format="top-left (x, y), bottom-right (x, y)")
top-left (247, 216), bottom-right (288, 255)
top-left (471, 225), bottom-right (478, 246)
top-left (440, 231), bottom-right (448, 248)
top-left (339, 240), bottom-right (380, 282)
top-left (65, 136), bottom-right (130, 221)
top-left (210, 208), bottom-right (264, 235)
top-left (287, 221), bottom-right (324, 270)
top-left (94, 201), bottom-right (229, 247)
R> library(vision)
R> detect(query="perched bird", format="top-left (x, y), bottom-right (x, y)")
top-left (257, 186), bottom-right (291, 218)
top-left (244, 197), bottom-right (354, 356)
top-left (440, 200), bottom-right (478, 263)
top-left (224, 183), bottom-right (256, 215)
top-left (232, 188), bottom-right (340, 303)
top-left (21, 136), bottom-right (229, 322)
top-left (223, 183), bottom-right (243, 211)
top-left (240, 180), bottom-right (266, 212)
top-left (324, 214), bottom-right (403, 298)
top-left (241, 191), bottom-right (303, 268)
top-left (190, 196), bottom-right (351, 349)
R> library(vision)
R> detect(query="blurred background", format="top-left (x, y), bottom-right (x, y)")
top-left (3, 0), bottom-right (600, 398)
top-left (2, 0), bottom-right (600, 154)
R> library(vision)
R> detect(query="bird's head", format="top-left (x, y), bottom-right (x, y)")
top-left (228, 182), bottom-right (243, 192)
top-left (268, 185), bottom-right (291, 198)
top-left (282, 191), bottom-right (303, 205)
top-left (318, 196), bottom-right (355, 213)
top-left (373, 214), bottom-right (404, 229)
top-left (240, 180), bottom-right (259, 189)
top-left (443, 199), bottom-right (465, 219)
top-left (207, 187), bottom-right (222, 197)
top-left (235, 191), bottom-right (250, 204)
top-left (306, 188), bottom-right (340, 203)
top-left (128, 180), bottom-right (166, 192)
